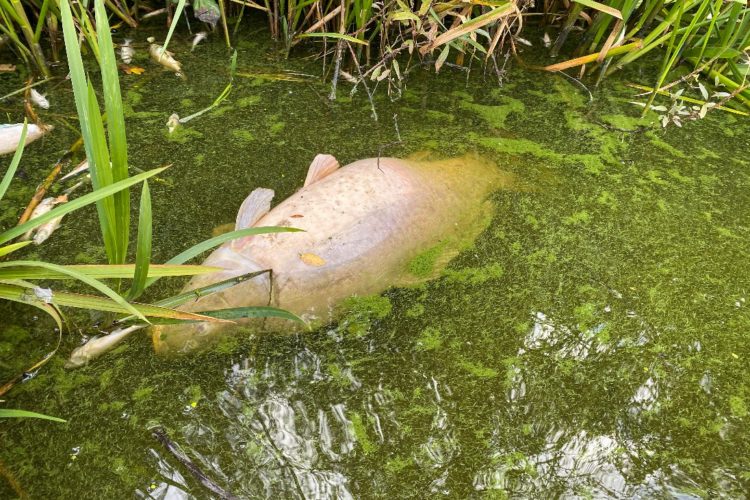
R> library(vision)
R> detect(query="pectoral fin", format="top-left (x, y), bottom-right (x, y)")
top-left (236, 188), bottom-right (275, 230)
top-left (304, 154), bottom-right (339, 187)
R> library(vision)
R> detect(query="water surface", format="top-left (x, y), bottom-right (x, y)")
top-left (1, 22), bottom-right (749, 498)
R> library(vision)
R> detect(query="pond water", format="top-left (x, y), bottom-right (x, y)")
top-left (1, 20), bottom-right (749, 499)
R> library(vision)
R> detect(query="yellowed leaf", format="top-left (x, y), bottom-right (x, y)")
top-left (120, 65), bottom-right (146, 75)
top-left (300, 253), bottom-right (325, 266)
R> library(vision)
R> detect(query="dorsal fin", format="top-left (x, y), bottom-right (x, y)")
top-left (235, 188), bottom-right (274, 230)
top-left (304, 154), bottom-right (340, 187)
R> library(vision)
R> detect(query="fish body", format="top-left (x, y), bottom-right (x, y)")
top-left (23, 195), bottom-right (67, 241)
top-left (30, 89), bottom-right (49, 109)
top-left (120, 38), bottom-right (134, 64)
top-left (66, 325), bottom-right (144, 368)
top-left (152, 154), bottom-right (513, 354)
top-left (166, 113), bottom-right (180, 134)
top-left (32, 215), bottom-right (64, 244)
top-left (191, 32), bottom-right (208, 51)
top-left (0, 123), bottom-right (52, 155)
top-left (147, 38), bottom-right (183, 75)
top-left (59, 159), bottom-right (89, 182)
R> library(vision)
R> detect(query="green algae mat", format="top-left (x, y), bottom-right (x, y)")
top-left (1, 25), bottom-right (749, 498)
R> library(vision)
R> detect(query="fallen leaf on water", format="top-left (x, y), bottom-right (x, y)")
top-left (0, 64), bottom-right (16, 72)
top-left (120, 64), bottom-right (145, 75)
top-left (300, 253), bottom-right (325, 267)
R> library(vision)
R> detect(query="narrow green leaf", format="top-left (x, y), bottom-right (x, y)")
top-left (60, 0), bottom-right (94, 166)
top-left (95, 0), bottom-right (130, 258)
top-left (0, 283), bottom-right (226, 322)
top-left (0, 120), bottom-right (27, 202)
top-left (0, 409), bottom-right (66, 422)
top-left (0, 279), bottom-right (64, 332)
top-left (145, 226), bottom-right (303, 289)
top-left (572, 0), bottom-right (623, 19)
top-left (0, 261), bottom-right (148, 323)
top-left (162, 0), bottom-right (188, 53)
top-left (152, 306), bottom-right (306, 325)
top-left (683, 46), bottom-right (741, 59)
top-left (0, 264), bottom-right (221, 280)
top-left (117, 270), bottom-right (269, 324)
top-left (153, 270), bottom-right (268, 309)
top-left (0, 241), bottom-right (32, 258)
top-left (197, 306), bottom-right (305, 324)
top-left (86, 81), bottom-right (119, 263)
top-left (128, 181), bottom-right (152, 300)
top-left (0, 166), bottom-right (168, 245)
top-left (297, 32), bottom-right (370, 46)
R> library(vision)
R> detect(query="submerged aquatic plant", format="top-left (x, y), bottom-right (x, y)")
top-left (2, 0), bottom-right (747, 111)
top-left (0, 0), bottom-right (303, 384)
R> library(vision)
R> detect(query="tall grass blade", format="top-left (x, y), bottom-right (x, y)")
top-left (128, 181), bottom-right (152, 301)
top-left (95, 0), bottom-right (130, 260)
top-left (150, 306), bottom-right (306, 325)
top-left (145, 226), bottom-right (303, 288)
top-left (0, 166), bottom-right (168, 245)
top-left (0, 120), bottom-right (27, 202)
top-left (0, 283), bottom-right (227, 322)
top-left (163, 0), bottom-right (188, 53)
top-left (0, 264), bottom-right (221, 280)
top-left (0, 261), bottom-right (149, 322)
top-left (0, 409), bottom-right (66, 422)
top-left (0, 241), bottom-right (31, 257)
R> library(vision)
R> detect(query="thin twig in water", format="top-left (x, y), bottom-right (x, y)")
top-left (256, 411), bottom-right (307, 499)
top-left (151, 426), bottom-right (239, 500)
top-left (376, 114), bottom-right (404, 171)
top-left (556, 70), bottom-right (593, 103)
top-left (17, 138), bottom-right (84, 226)
top-left (345, 42), bottom-right (377, 121)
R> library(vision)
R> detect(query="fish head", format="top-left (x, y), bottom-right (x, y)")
top-left (151, 245), bottom-right (271, 356)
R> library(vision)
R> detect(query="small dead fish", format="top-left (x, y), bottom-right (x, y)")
top-left (120, 38), bottom-right (134, 64)
top-left (33, 286), bottom-right (54, 303)
top-left (515, 37), bottom-right (533, 47)
top-left (191, 31), bottom-right (208, 51)
top-left (33, 215), bottom-right (64, 244)
top-left (147, 37), bottom-right (184, 76)
top-left (543, 32), bottom-right (551, 48)
top-left (22, 195), bottom-right (67, 240)
top-left (30, 88), bottom-right (49, 109)
top-left (0, 123), bottom-right (52, 155)
top-left (338, 70), bottom-right (358, 84)
top-left (65, 325), bottom-right (145, 368)
top-left (141, 7), bottom-right (167, 19)
top-left (167, 113), bottom-right (180, 134)
top-left (60, 158), bottom-right (89, 182)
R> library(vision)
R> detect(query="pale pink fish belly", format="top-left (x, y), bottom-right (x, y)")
top-left (152, 155), bottom-right (509, 354)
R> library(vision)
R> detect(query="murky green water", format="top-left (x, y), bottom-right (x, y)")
top-left (1, 20), bottom-right (749, 498)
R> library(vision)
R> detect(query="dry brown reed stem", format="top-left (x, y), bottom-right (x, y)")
top-left (304, 5), bottom-right (342, 34)
top-left (0, 459), bottom-right (27, 499)
top-left (16, 138), bottom-right (84, 226)
top-left (228, 0), bottom-right (267, 12)
top-left (542, 39), bottom-right (642, 72)
top-left (218, 0), bottom-right (231, 47)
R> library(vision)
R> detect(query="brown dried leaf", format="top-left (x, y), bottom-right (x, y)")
top-left (300, 253), bottom-right (326, 266)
